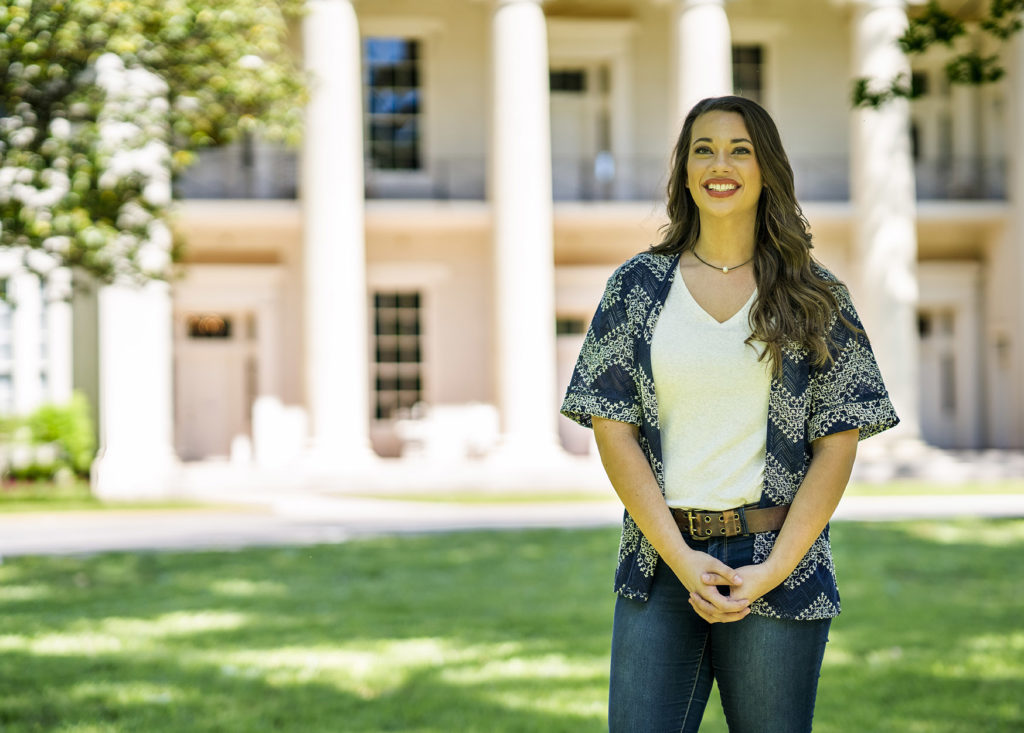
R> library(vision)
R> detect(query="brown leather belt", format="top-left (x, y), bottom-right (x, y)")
top-left (671, 505), bottom-right (789, 540)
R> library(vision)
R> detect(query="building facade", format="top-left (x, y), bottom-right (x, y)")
top-left (3, 0), bottom-right (1024, 495)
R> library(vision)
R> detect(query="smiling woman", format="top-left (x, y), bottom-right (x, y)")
top-left (561, 96), bottom-right (899, 733)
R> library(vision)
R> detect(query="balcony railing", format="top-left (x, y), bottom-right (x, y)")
top-left (177, 149), bottom-right (1006, 203)
top-left (914, 157), bottom-right (1006, 200)
top-left (175, 140), bottom-right (298, 200)
top-left (364, 156), bottom-right (670, 201)
top-left (790, 155), bottom-right (1007, 202)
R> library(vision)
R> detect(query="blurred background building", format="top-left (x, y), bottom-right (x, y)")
top-left (3, 0), bottom-right (1024, 495)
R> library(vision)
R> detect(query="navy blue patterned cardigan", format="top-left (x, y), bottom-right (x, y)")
top-left (561, 252), bottom-right (899, 620)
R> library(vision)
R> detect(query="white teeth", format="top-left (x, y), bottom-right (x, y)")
top-left (707, 183), bottom-right (738, 192)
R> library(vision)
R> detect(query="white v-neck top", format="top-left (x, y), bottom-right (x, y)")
top-left (651, 266), bottom-right (771, 510)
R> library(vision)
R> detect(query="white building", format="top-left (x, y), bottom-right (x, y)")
top-left (3, 0), bottom-right (1024, 496)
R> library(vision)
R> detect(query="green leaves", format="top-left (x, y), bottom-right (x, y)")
top-left (852, 0), bottom-right (1023, 109)
top-left (1, 0), bottom-right (305, 284)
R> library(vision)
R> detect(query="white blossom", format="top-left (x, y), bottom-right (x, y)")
top-left (137, 242), bottom-right (171, 273)
top-left (10, 126), bottom-right (36, 148)
top-left (25, 248), bottom-right (59, 275)
top-left (238, 54), bottom-right (265, 70)
top-left (7, 169), bottom-right (69, 209)
top-left (147, 219), bottom-right (173, 251)
top-left (100, 120), bottom-right (142, 148)
top-left (0, 116), bottom-right (23, 133)
top-left (49, 117), bottom-right (72, 140)
top-left (110, 231), bottom-right (138, 256)
top-left (42, 236), bottom-right (72, 254)
top-left (143, 179), bottom-right (171, 206)
top-left (117, 201), bottom-right (152, 230)
top-left (174, 95), bottom-right (200, 111)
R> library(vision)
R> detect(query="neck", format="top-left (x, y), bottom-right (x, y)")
top-left (694, 214), bottom-right (757, 265)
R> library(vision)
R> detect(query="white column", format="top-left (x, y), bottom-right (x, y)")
top-left (672, 0), bottom-right (733, 125)
top-left (10, 270), bottom-right (43, 415)
top-left (996, 31), bottom-right (1024, 446)
top-left (91, 281), bottom-right (178, 499)
top-left (490, 0), bottom-right (562, 456)
top-left (301, 0), bottom-right (374, 467)
top-left (849, 0), bottom-right (921, 442)
top-left (44, 267), bottom-right (73, 405)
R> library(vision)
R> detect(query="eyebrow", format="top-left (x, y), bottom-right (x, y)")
top-left (693, 137), bottom-right (753, 145)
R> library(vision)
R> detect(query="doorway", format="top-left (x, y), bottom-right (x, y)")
top-left (174, 310), bottom-right (258, 460)
top-left (550, 63), bottom-right (613, 200)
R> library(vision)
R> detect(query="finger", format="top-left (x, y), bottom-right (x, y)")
top-left (690, 590), bottom-right (749, 616)
top-left (701, 570), bottom-right (742, 587)
top-left (689, 594), bottom-right (749, 623)
top-left (703, 560), bottom-right (743, 587)
top-left (696, 585), bottom-right (749, 611)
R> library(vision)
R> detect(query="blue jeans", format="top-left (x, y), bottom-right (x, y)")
top-left (608, 534), bottom-right (831, 733)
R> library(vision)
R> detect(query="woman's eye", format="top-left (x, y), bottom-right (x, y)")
top-left (733, 147), bottom-right (751, 155)
top-left (693, 145), bottom-right (712, 154)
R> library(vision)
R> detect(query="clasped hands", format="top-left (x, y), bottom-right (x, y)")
top-left (678, 550), bottom-right (783, 624)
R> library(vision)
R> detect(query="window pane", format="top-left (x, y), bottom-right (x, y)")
top-left (396, 89), bottom-right (420, 115)
top-left (365, 38), bottom-right (422, 172)
top-left (373, 291), bottom-right (423, 419)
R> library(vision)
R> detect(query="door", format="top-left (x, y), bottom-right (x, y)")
top-left (174, 311), bottom-right (257, 460)
top-left (918, 309), bottom-right (959, 448)
top-left (550, 64), bottom-right (612, 200)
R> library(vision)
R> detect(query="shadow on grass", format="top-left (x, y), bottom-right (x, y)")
top-left (0, 521), bottom-right (1022, 732)
top-left (0, 529), bottom-right (616, 732)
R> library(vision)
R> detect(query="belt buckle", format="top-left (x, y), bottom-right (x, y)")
top-left (685, 511), bottom-right (709, 541)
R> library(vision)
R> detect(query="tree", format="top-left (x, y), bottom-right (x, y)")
top-left (852, 0), bottom-right (1024, 108)
top-left (0, 0), bottom-right (306, 287)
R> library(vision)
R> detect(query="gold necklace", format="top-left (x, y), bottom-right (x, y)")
top-left (692, 249), bottom-right (754, 274)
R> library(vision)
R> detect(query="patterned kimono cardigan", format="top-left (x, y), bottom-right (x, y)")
top-left (561, 252), bottom-right (899, 620)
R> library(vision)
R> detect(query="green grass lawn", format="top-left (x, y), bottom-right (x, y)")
top-left (1, 520), bottom-right (1021, 732)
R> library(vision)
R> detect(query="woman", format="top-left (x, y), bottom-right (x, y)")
top-left (561, 96), bottom-right (899, 732)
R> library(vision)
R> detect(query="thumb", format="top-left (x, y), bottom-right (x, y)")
top-left (703, 559), bottom-right (742, 586)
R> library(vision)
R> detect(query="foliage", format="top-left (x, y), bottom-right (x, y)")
top-left (0, 0), bottom-right (306, 285)
top-left (852, 0), bottom-right (1024, 108)
top-left (0, 389), bottom-right (96, 480)
top-left (0, 522), bottom-right (1021, 731)
top-left (24, 390), bottom-right (95, 475)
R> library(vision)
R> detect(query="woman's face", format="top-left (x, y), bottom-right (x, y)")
top-left (685, 110), bottom-right (763, 221)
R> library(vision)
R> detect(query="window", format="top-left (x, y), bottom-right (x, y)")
top-left (187, 314), bottom-right (233, 339)
top-left (550, 70), bottom-right (587, 93)
top-left (732, 45), bottom-right (764, 105)
top-left (556, 317), bottom-right (586, 336)
top-left (911, 70), bottom-right (930, 98)
top-left (373, 292), bottom-right (423, 419)
top-left (364, 38), bottom-right (422, 171)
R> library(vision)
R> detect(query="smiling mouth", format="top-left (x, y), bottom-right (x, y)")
top-left (704, 182), bottom-right (740, 197)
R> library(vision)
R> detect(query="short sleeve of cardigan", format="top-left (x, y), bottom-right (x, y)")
top-left (808, 284), bottom-right (900, 442)
top-left (560, 266), bottom-right (642, 429)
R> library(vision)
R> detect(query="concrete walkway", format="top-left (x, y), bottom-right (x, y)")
top-left (2, 490), bottom-right (1024, 558)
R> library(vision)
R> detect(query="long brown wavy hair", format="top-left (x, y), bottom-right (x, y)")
top-left (650, 95), bottom-right (857, 376)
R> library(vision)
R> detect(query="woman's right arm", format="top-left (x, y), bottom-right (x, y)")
top-left (592, 416), bottom-right (751, 622)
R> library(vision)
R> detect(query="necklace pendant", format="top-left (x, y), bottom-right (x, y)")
top-left (721, 266), bottom-right (729, 273)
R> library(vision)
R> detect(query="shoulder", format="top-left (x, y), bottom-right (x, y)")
top-left (810, 260), bottom-right (853, 307)
top-left (614, 251), bottom-right (676, 287)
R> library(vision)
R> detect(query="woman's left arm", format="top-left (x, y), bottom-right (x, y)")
top-left (692, 427), bottom-right (860, 611)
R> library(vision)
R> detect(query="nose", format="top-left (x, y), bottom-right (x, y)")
top-left (711, 149), bottom-right (731, 171)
